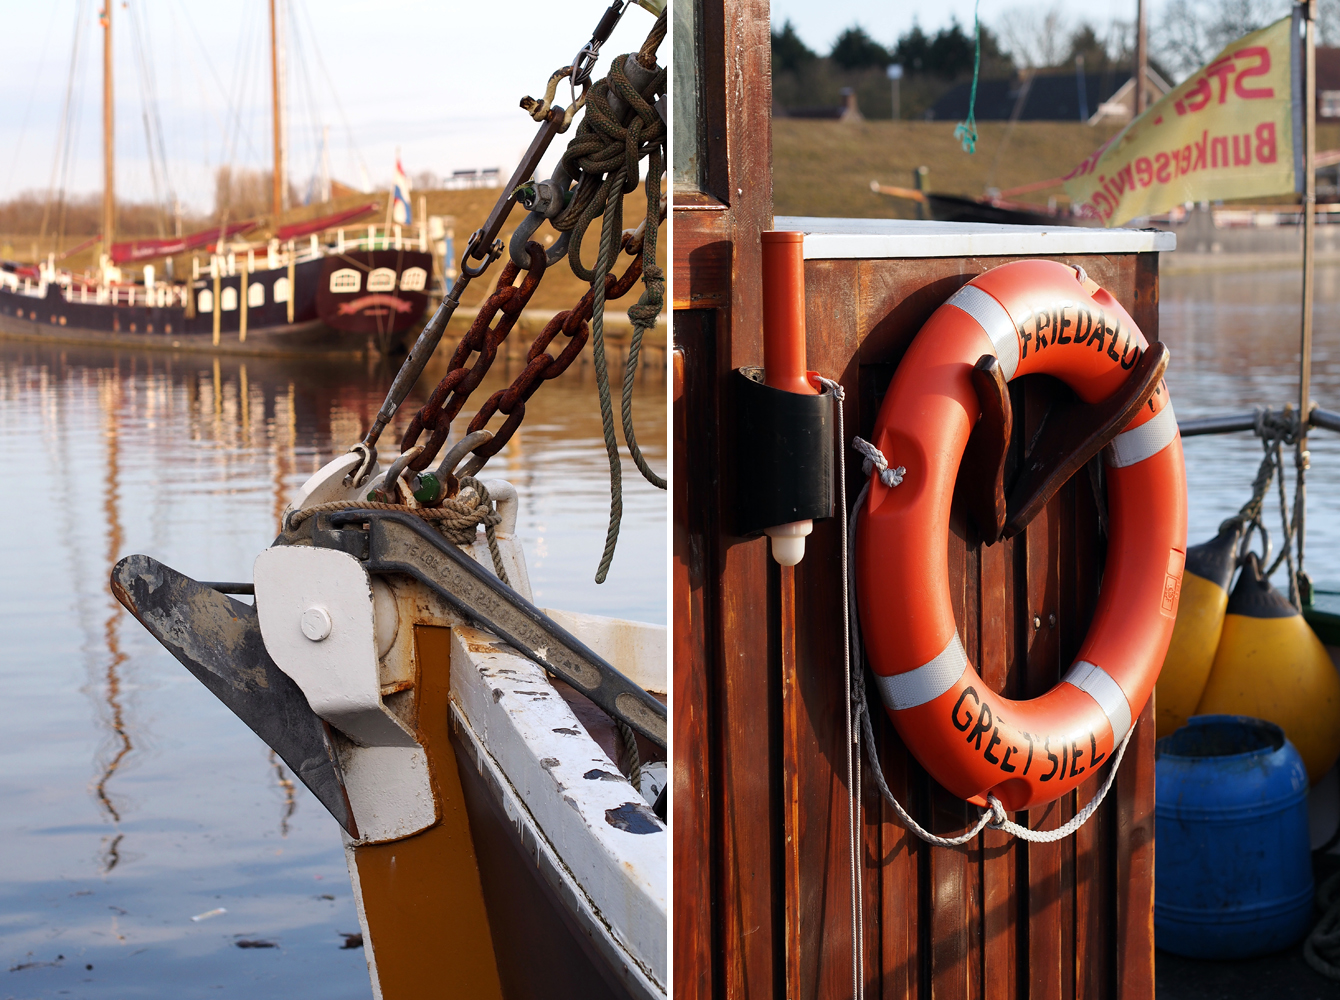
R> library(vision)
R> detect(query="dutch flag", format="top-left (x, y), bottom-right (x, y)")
top-left (392, 156), bottom-right (412, 225)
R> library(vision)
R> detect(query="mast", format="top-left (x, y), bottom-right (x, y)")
top-left (270, 0), bottom-right (284, 218)
top-left (102, 2), bottom-right (114, 255)
top-left (1134, 0), bottom-right (1148, 115)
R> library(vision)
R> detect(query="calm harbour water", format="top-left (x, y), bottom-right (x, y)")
top-left (0, 339), bottom-right (665, 997)
top-left (1160, 266), bottom-right (1340, 585)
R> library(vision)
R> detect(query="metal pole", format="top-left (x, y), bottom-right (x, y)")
top-left (1298, 0), bottom-right (1316, 601)
top-left (270, 0), bottom-right (283, 219)
top-left (1135, 0), bottom-right (1148, 114)
top-left (102, 3), bottom-right (114, 256)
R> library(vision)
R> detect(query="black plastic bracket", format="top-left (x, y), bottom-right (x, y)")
top-left (733, 367), bottom-right (835, 537)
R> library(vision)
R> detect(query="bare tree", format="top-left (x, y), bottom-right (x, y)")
top-left (1156, 0), bottom-right (1291, 80)
top-left (994, 4), bottom-right (1070, 68)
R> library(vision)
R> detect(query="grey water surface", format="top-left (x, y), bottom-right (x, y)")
top-left (0, 340), bottom-right (665, 998)
top-left (1160, 265), bottom-right (1340, 585)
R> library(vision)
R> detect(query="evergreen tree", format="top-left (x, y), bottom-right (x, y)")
top-left (831, 26), bottom-right (891, 71)
top-left (771, 20), bottom-right (817, 74)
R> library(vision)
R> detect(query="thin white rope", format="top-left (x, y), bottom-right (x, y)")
top-left (817, 377), bottom-right (862, 1000)
top-left (843, 437), bottom-right (1135, 847)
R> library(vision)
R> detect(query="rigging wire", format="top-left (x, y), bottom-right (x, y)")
top-left (42, 0), bottom-right (91, 253)
top-left (4, 1), bottom-right (62, 195)
top-left (126, 0), bottom-right (177, 236)
top-left (294, 0), bottom-right (371, 191)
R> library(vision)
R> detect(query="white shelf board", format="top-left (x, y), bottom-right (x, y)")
top-left (773, 217), bottom-right (1177, 260)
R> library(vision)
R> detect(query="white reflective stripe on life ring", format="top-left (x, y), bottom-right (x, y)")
top-left (875, 631), bottom-right (969, 711)
top-left (1061, 659), bottom-right (1132, 743)
top-left (1105, 402), bottom-right (1178, 469)
top-left (946, 284), bottom-right (1019, 381)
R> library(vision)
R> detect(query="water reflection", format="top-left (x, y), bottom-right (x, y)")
top-left (1161, 265), bottom-right (1340, 584)
top-left (94, 376), bottom-right (133, 874)
top-left (0, 339), bottom-right (665, 997)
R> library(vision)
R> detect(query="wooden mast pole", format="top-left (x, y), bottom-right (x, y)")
top-left (1299, 0), bottom-right (1316, 602)
top-left (102, 2), bottom-right (114, 259)
top-left (270, 0), bottom-right (283, 219)
top-left (1134, 0), bottom-right (1148, 114)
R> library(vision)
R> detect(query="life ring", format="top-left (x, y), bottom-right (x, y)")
top-left (856, 259), bottom-right (1187, 812)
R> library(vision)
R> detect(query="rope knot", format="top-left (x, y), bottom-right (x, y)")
top-left (852, 436), bottom-right (905, 488)
top-left (985, 795), bottom-right (1009, 829)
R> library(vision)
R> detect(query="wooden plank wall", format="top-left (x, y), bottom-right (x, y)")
top-left (673, 247), bottom-right (1160, 1000)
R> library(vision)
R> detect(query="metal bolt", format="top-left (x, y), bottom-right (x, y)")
top-left (1049, 613), bottom-right (1057, 627)
top-left (1033, 614), bottom-right (1042, 629)
top-left (301, 606), bottom-right (333, 642)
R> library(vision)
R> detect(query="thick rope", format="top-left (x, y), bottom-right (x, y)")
top-left (842, 436), bottom-right (1134, 847)
top-left (621, 154), bottom-right (667, 491)
top-left (1306, 870), bottom-right (1340, 981)
top-left (616, 718), bottom-right (643, 792)
top-left (286, 476), bottom-right (510, 584)
top-left (591, 163), bottom-right (627, 584)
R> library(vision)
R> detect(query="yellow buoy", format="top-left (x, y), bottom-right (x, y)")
top-left (1155, 524), bottom-right (1241, 738)
top-left (1195, 552), bottom-right (1340, 783)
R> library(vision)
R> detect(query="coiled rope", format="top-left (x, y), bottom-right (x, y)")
top-left (286, 476), bottom-right (510, 585)
top-left (1306, 869), bottom-right (1340, 981)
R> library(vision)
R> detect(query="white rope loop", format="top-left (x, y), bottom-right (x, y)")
top-left (841, 435), bottom-right (1134, 848)
top-left (852, 435), bottom-right (905, 487)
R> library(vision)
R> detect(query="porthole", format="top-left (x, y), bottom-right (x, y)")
top-left (273, 276), bottom-right (290, 303)
top-left (220, 287), bottom-right (238, 311)
top-left (400, 267), bottom-right (427, 291)
top-left (198, 289), bottom-right (214, 312)
top-left (248, 282), bottom-right (265, 307)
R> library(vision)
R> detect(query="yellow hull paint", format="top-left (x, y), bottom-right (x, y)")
top-left (1196, 612), bottom-right (1340, 783)
top-left (1156, 571), bottom-right (1229, 738)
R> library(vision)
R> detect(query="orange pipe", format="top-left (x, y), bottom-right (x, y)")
top-left (761, 231), bottom-right (816, 395)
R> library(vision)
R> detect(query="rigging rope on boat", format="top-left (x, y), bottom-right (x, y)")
top-left (1215, 404), bottom-right (1312, 608)
top-left (550, 12), bottom-right (667, 581)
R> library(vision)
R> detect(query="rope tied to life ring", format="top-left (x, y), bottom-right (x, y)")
top-left (829, 388), bottom-right (1137, 849)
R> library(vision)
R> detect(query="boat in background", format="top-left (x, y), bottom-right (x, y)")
top-left (0, 2), bottom-right (433, 357)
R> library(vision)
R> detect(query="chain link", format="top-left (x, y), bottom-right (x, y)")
top-left (398, 234), bottom-right (645, 488)
top-left (398, 242), bottom-right (547, 472)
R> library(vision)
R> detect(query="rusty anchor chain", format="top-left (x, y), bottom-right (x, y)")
top-left (397, 235), bottom-right (645, 495)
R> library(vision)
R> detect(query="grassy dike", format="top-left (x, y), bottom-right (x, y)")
top-left (772, 119), bottom-right (1340, 221)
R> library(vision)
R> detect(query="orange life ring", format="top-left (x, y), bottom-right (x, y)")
top-left (856, 259), bottom-right (1187, 812)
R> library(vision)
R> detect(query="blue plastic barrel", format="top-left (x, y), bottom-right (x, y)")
top-left (1155, 715), bottom-right (1313, 958)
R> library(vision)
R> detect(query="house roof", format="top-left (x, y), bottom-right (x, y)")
top-left (927, 70), bottom-right (1134, 122)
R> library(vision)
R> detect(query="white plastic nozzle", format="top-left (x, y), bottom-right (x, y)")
top-left (765, 519), bottom-right (813, 566)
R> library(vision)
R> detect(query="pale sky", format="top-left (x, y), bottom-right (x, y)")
top-left (0, 0), bottom-right (661, 213)
top-left (768, 0), bottom-right (1159, 60)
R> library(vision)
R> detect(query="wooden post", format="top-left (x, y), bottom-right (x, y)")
top-left (239, 262), bottom-right (249, 343)
top-left (212, 256), bottom-right (221, 346)
top-left (102, 2), bottom-right (114, 257)
top-left (1134, 0), bottom-right (1148, 115)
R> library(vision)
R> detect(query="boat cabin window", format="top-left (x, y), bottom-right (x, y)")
top-left (248, 282), bottom-right (264, 307)
top-left (330, 268), bottom-right (361, 293)
top-left (399, 267), bottom-right (427, 292)
top-left (367, 267), bottom-right (396, 292)
top-left (273, 276), bottom-right (290, 303)
top-left (220, 287), bottom-right (238, 311)
top-left (198, 288), bottom-right (214, 313)
top-left (672, 0), bottom-right (702, 191)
